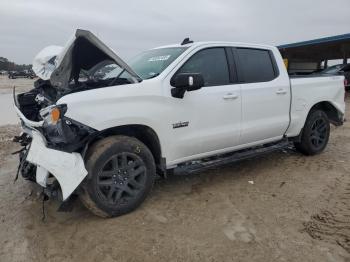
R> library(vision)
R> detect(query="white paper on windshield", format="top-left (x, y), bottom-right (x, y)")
top-left (148, 55), bottom-right (171, 62)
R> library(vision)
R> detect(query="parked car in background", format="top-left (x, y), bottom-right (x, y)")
top-left (8, 70), bottom-right (35, 79)
top-left (319, 64), bottom-right (350, 89)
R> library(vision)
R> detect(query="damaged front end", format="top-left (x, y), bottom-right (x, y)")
top-left (14, 89), bottom-right (95, 200)
top-left (13, 29), bottom-right (141, 202)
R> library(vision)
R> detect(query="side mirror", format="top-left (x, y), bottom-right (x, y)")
top-left (171, 73), bottom-right (204, 98)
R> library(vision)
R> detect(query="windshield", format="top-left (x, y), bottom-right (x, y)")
top-left (104, 47), bottom-right (188, 80)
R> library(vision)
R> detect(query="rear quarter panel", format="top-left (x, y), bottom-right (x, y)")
top-left (286, 75), bottom-right (345, 137)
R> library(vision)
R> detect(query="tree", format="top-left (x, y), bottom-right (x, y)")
top-left (0, 56), bottom-right (32, 71)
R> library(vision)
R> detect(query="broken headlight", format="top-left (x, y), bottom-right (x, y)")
top-left (40, 104), bottom-right (67, 125)
top-left (39, 104), bottom-right (96, 152)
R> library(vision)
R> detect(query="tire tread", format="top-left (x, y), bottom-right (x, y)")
top-left (79, 136), bottom-right (156, 218)
top-left (294, 109), bottom-right (330, 155)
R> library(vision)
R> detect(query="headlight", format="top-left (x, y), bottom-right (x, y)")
top-left (40, 104), bottom-right (67, 125)
top-left (38, 104), bottom-right (96, 152)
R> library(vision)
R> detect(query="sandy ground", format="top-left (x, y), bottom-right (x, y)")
top-left (0, 78), bottom-right (349, 261)
top-left (0, 94), bottom-right (19, 125)
top-left (0, 75), bottom-right (35, 95)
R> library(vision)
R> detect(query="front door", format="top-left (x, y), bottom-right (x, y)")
top-left (165, 47), bottom-right (242, 164)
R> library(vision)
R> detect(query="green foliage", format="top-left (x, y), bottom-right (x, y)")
top-left (0, 57), bottom-right (32, 71)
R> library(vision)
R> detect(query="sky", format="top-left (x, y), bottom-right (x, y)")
top-left (0, 0), bottom-right (349, 64)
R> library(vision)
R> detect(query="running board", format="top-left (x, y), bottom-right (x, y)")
top-left (173, 140), bottom-right (290, 176)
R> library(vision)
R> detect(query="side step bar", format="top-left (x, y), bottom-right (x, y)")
top-left (173, 139), bottom-right (290, 176)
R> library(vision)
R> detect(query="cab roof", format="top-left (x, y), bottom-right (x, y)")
top-left (153, 41), bottom-right (275, 51)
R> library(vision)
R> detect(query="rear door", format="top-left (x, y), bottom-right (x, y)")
top-left (232, 47), bottom-right (290, 144)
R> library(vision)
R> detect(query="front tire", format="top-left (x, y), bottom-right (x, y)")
top-left (80, 136), bottom-right (156, 218)
top-left (294, 110), bottom-right (330, 155)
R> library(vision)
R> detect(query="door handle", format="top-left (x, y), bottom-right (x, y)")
top-left (276, 89), bottom-right (287, 95)
top-left (223, 93), bottom-right (239, 100)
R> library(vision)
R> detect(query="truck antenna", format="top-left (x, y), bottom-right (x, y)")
top-left (181, 38), bottom-right (193, 45)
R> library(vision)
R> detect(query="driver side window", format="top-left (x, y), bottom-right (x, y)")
top-left (177, 48), bottom-right (230, 87)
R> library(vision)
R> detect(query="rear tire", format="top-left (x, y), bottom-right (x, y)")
top-left (294, 110), bottom-right (330, 155)
top-left (79, 136), bottom-right (156, 218)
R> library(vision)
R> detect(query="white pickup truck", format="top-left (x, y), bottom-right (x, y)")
top-left (14, 30), bottom-right (345, 217)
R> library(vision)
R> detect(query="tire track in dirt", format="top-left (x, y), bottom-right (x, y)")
top-left (0, 125), bottom-right (20, 165)
top-left (303, 178), bottom-right (350, 253)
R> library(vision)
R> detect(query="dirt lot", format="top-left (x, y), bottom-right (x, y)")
top-left (0, 78), bottom-right (349, 261)
top-left (0, 75), bottom-right (35, 125)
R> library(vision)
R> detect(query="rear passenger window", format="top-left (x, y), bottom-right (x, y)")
top-left (177, 48), bottom-right (230, 87)
top-left (236, 48), bottom-right (277, 83)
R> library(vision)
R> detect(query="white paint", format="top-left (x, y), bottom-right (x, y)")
top-left (58, 41), bottom-right (345, 167)
top-left (26, 131), bottom-right (87, 200)
top-left (36, 166), bottom-right (49, 187)
top-left (15, 38), bottom-right (346, 197)
top-left (286, 75), bottom-right (345, 137)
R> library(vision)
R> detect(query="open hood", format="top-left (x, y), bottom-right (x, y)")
top-left (32, 29), bottom-right (141, 91)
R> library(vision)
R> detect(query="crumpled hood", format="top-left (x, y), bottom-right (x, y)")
top-left (32, 29), bottom-right (141, 91)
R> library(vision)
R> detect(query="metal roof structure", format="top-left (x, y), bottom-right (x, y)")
top-left (278, 33), bottom-right (350, 61)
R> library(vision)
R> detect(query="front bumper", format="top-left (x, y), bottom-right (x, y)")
top-left (14, 95), bottom-right (88, 200)
top-left (26, 130), bottom-right (87, 200)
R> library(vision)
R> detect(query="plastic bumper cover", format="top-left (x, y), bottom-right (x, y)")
top-left (14, 94), bottom-right (88, 200)
top-left (26, 130), bottom-right (87, 200)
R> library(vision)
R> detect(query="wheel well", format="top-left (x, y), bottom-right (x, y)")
top-left (310, 101), bottom-right (343, 126)
top-left (290, 101), bottom-right (342, 143)
top-left (91, 125), bottom-right (164, 174)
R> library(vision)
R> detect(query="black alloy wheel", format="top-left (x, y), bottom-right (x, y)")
top-left (294, 110), bottom-right (330, 155)
top-left (96, 152), bottom-right (147, 205)
top-left (80, 136), bottom-right (156, 218)
top-left (309, 118), bottom-right (328, 150)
